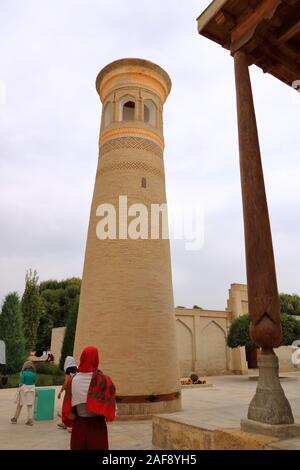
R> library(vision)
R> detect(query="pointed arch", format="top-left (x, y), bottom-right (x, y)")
top-left (176, 318), bottom-right (193, 334)
top-left (202, 320), bottom-right (226, 336)
top-left (176, 319), bottom-right (193, 376)
top-left (199, 320), bottom-right (228, 373)
top-left (119, 95), bottom-right (136, 122)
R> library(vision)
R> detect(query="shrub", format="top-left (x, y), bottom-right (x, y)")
top-left (4, 371), bottom-right (63, 388)
top-left (7, 374), bottom-right (20, 388)
top-left (1, 376), bottom-right (8, 386)
top-left (34, 362), bottom-right (64, 376)
top-left (52, 375), bottom-right (64, 386)
top-left (190, 374), bottom-right (199, 383)
top-left (36, 374), bottom-right (62, 387)
top-left (36, 374), bottom-right (53, 387)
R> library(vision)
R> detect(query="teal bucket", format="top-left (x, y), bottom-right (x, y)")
top-left (34, 387), bottom-right (55, 421)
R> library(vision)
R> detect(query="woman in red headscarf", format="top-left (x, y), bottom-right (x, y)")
top-left (62, 346), bottom-right (116, 450)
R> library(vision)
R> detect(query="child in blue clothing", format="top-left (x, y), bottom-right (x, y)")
top-left (11, 361), bottom-right (37, 426)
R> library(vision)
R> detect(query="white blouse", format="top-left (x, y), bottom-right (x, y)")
top-left (71, 372), bottom-right (93, 407)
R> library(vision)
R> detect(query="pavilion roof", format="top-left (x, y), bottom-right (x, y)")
top-left (197, 0), bottom-right (300, 89)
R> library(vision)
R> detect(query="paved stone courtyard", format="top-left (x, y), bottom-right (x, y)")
top-left (0, 372), bottom-right (299, 450)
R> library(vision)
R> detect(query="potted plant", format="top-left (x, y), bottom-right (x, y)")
top-left (190, 374), bottom-right (199, 384)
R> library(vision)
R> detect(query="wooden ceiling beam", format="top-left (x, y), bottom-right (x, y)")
top-left (277, 17), bottom-right (300, 43)
top-left (259, 41), bottom-right (300, 80)
top-left (230, 0), bottom-right (282, 53)
top-left (215, 9), bottom-right (236, 29)
top-left (281, 0), bottom-right (298, 6)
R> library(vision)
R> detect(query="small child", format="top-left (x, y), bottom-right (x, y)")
top-left (57, 356), bottom-right (77, 429)
top-left (11, 361), bottom-right (37, 426)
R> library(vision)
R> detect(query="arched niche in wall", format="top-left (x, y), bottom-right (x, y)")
top-left (200, 321), bottom-right (227, 373)
top-left (143, 99), bottom-right (156, 126)
top-left (176, 319), bottom-right (193, 377)
top-left (119, 95), bottom-right (135, 122)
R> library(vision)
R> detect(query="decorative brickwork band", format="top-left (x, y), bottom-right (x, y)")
top-left (100, 127), bottom-right (164, 148)
top-left (116, 391), bottom-right (181, 404)
top-left (99, 160), bottom-right (165, 180)
top-left (100, 136), bottom-right (163, 159)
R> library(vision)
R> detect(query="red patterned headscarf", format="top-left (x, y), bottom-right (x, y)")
top-left (78, 346), bottom-right (99, 372)
top-left (62, 346), bottom-right (116, 426)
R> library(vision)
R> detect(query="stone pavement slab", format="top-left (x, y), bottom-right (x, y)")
top-left (0, 373), bottom-right (299, 450)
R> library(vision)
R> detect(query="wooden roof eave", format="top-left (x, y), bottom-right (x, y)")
top-left (197, 0), bottom-right (300, 89)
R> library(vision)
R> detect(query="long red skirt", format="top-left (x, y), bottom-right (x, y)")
top-left (70, 415), bottom-right (108, 450)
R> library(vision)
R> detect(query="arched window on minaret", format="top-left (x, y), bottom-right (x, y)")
top-left (104, 102), bottom-right (112, 127)
top-left (119, 96), bottom-right (135, 122)
top-left (144, 100), bottom-right (156, 126)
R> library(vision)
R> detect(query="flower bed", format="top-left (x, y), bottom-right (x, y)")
top-left (180, 377), bottom-right (207, 386)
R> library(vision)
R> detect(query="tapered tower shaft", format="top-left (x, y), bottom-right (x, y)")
top-left (74, 58), bottom-right (181, 417)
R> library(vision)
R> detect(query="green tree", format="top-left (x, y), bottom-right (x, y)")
top-left (227, 314), bottom-right (300, 349)
top-left (40, 288), bottom-right (66, 328)
top-left (35, 297), bottom-right (53, 353)
top-left (22, 269), bottom-right (43, 352)
top-left (226, 315), bottom-right (256, 349)
top-left (32, 277), bottom-right (81, 354)
top-left (59, 296), bottom-right (79, 370)
top-left (40, 278), bottom-right (81, 327)
top-left (280, 293), bottom-right (300, 316)
top-left (281, 313), bottom-right (300, 345)
top-left (0, 292), bottom-right (26, 373)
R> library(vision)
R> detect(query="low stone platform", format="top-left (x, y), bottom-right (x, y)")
top-left (152, 416), bottom-right (277, 450)
top-left (152, 373), bottom-right (300, 450)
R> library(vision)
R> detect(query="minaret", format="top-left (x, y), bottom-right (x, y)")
top-left (74, 58), bottom-right (181, 417)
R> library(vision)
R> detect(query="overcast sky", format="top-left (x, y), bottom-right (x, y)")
top-left (0, 0), bottom-right (299, 310)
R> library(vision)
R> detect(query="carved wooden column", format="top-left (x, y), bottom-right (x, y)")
top-left (234, 51), bottom-right (294, 427)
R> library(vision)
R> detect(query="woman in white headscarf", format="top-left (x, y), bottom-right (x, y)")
top-left (63, 356), bottom-right (77, 377)
top-left (57, 356), bottom-right (77, 429)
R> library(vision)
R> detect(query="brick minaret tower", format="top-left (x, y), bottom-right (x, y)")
top-left (74, 58), bottom-right (181, 417)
